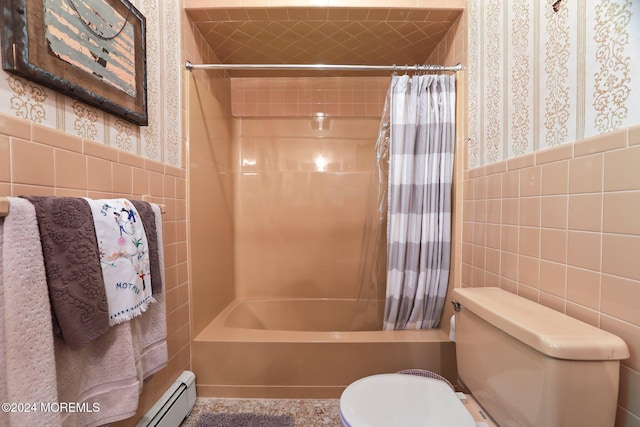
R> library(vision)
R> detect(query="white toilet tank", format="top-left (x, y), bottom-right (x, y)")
top-left (452, 287), bottom-right (629, 427)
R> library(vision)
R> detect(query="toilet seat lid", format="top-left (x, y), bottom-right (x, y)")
top-left (340, 374), bottom-right (476, 427)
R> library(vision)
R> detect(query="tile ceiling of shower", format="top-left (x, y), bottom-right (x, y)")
top-left (186, 7), bottom-right (462, 77)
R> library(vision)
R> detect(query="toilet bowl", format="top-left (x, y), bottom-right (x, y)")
top-left (339, 287), bottom-right (629, 427)
top-left (339, 373), bottom-right (476, 427)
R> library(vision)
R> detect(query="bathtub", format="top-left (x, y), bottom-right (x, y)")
top-left (192, 298), bottom-right (457, 398)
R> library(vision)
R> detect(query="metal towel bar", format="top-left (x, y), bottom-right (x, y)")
top-left (0, 196), bottom-right (166, 217)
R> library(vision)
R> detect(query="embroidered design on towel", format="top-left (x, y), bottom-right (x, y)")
top-left (84, 198), bottom-right (155, 325)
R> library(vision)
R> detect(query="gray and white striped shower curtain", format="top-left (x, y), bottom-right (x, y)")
top-left (383, 74), bottom-right (456, 330)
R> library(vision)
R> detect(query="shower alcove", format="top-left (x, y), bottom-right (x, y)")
top-left (185, 0), bottom-right (467, 398)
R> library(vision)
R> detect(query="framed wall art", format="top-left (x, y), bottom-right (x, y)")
top-left (1, 0), bottom-right (148, 125)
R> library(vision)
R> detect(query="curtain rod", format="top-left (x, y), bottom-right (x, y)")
top-left (185, 61), bottom-right (462, 73)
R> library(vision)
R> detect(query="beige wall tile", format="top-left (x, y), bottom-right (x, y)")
top-left (485, 160), bottom-right (507, 176)
top-left (149, 171), bottom-right (164, 198)
top-left (486, 199), bottom-right (502, 223)
top-left (474, 199), bottom-right (487, 223)
top-left (602, 274), bottom-right (640, 326)
top-left (112, 163), bottom-right (133, 195)
top-left (519, 196), bottom-right (540, 227)
top-left (83, 139), bottom-right (119, 162)
top-left (463, 178), bottom-right (474, 201)
top-left (0, 113), bottom-right (30, 140)
top-left (86, 157), bottom-right (113, 193)
top-left (618, 364), bottom-right (640, 418)
top-left (541, 160), bottom-right (569, 196)
top-left (0, 135), bottom-right (10, 183)
top-left (501, 224), bottom-right (519, 253)
top-left (33, 125), bottom-right (82, 153)
top-left (500, 277), bottom-right (518, 294)
top-left (463, 222), bottom-right (473, 243)
top-left (604, 191), bottom-right (640, 235)
top-left (603, 234), bottom-right (640, 281)
top-left (567, 231), bottom-right (601, 271)
top-left (54, 188), bottom-right (86, 198)
top-left (462, 241), bottom-right (472, 264)
top-left (0, 182), bottom-right (9, 197)
top-left (539, 291), bottom-right (566, 312)
top-left (486, 223), bottom-right (501, 249)
top-left (486, 171), bottom-right (503, 199)
top-left (55, 149), bottom-right (87, 190)
top-left (565, 302), bottom-right (599, 327)
top-left (11, 138), bottom-right (54, 186)
top-left (519, 226), bottom-right (540, 258)
top-left (605, 146), bottom-right (640, 192)
top-left (474, 176), bottom-right (487, 200)
top-left (502, 170), bottom-right (519, 197)
top-left (486, 248), bottom-right (500, 275)
top-left (569, 153), bottom-right (603, 194)
top-left (517, 284), bottom-right (539, 303)
top-left (574, 128), bottom-right (627, 157)
top-left (539, 260), bottom-right (566, 298)
top-left (472, 269), bottom-right (487, 291)
top-left (473, 222), bottom-right (486, 246)
top-left (485, 271), bottom-right (500, 287)
top-left (11, 183), bottom-right (53, 196)
top-left (520, 165), bottom-right (541, 197)
top-left (463, 200), bottom-right (473, 222)
top-left (518, 255), bottom-right (539, 288)
top-left (471, 245), bottom-right (487, 270)
top-left (630, 124), bottom-right (640, 147)
top-left (540, 228), bottom-right (567, 263)
top-left (535, 143), bottom-right (573, 164)
top-left (119, 151), bottom-right (145, 168)
top-left (501, 198), bottom-right (519, 225)
top-left (541, 195), bottom-right (567, 229)
top-left (501, 251), bottom-right (518, 281)
top-left (132, 168), bottom-right (150, 196)
top-left (568, 194), bottom-right (602, 232)
top-left (566, 266), bottom-right (600, 310)
top-left (508, 152), bottom-right (535, 170)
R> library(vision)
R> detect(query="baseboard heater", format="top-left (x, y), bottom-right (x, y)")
top-left (137, 370), bottom-right (197, 427)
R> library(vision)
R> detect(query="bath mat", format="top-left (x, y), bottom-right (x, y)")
top-left (195, 412), bottom-right (294, 427)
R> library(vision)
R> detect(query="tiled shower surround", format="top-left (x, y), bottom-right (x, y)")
top-left (462, 125), bottom-right (640, 425)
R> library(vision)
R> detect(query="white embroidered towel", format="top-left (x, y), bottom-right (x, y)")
top-left (84, 198), bottom-right (155, 325)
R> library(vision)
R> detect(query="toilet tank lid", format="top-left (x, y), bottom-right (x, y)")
top-left (452, 287), bottom-right (629, 361)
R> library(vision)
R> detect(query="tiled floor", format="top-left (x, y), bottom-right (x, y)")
top-left (180, 398), bottom-right (342, 427)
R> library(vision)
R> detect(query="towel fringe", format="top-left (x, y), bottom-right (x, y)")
top-left (109, 295), bottom-right (157, 326)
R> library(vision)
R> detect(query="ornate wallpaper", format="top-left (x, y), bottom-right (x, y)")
top-left (0, 0), bottom-right (181, 167)
top-left (468, 0), bottom-right (639, 168)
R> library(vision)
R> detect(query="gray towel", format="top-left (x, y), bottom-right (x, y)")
top-left (22, 196), bottom-right (110, 350)
top-left (131, 200), bottom-right (163, 295)
top-left (131, 202), bottom-right (168, 383)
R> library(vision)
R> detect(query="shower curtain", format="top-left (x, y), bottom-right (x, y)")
top-left (351, 87), bottom-right (391, 331)
top-left (383, 73), bottom-right (456, 330)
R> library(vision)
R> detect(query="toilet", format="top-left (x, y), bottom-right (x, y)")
top-left (339, 287), bottom-right (630, 427)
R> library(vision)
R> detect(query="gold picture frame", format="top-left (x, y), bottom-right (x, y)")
top-left (1, 0), bottom-right (147, 125)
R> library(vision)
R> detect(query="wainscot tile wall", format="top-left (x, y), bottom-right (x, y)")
top-left (462, 124), bottom-right (640, 426)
